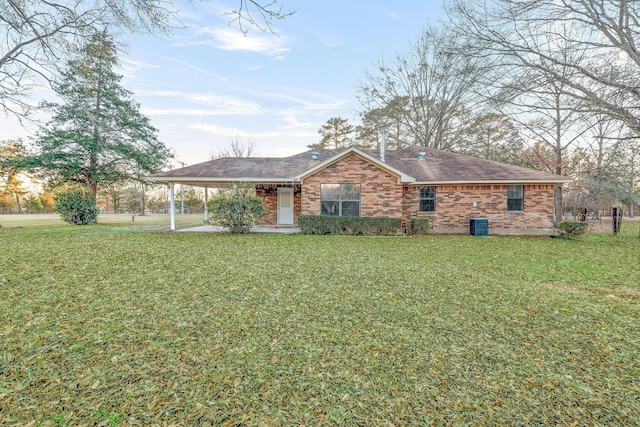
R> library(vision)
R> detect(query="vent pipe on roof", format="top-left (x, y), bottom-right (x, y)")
top-left (380, 130), bottom-right (386, 162)
top-left (310, 151), bottom-right (319, 161)
top-left (418, 151), bottom-right (426, 160)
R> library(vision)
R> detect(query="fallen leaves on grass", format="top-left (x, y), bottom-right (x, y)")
top-left (0, 228), bottom-right (639, 425)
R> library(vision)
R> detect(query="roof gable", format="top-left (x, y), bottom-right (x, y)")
top-left (295, 146), bottom-right (415, 183)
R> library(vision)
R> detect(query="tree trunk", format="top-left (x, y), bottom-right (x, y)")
top-left (555, 185), bottom-right (563, 223)
top-left (554, 94), bottom-right (563, 223)
top-left (140, 184), bottom-right (146, 216)
top-left (88, 180), bottom-right (98, 199)
top-left (14, 193), bottom-right (23, 214)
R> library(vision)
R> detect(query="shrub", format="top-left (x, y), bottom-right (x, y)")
top-left (557, 221), bottom-right (588, 237)
top-left (298, 215), bottom-right (401, 235)
top-left (54, 188), bottom-right (99, 225)
top-left (207, 192), bottom-right (266, 234)
top-left (410, 217), bottom-right (430, 235)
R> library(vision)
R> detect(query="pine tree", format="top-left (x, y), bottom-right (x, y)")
top-left (309, 117), bottom-right (355, 149)
top-left (30, 32), bottom-right (172, 197)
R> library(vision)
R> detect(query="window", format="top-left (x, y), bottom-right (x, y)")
top-left (507, 185), bottom-right (524, 211)
top-left (321, 184), bottom-right (360, 216)
top-left (419, 186), bottom-right (436, 212)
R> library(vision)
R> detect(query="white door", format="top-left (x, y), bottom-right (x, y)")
top-left (277, 187), bottom-right (294, 225)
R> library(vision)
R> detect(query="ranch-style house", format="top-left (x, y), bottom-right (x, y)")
top-left (150, 145), bottom-right (571, 235)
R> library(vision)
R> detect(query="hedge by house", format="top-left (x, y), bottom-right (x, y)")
top-left (298, 215), bottom-right (401, 235)
top-left (410, 217), bottom-right (430, 235)
top-left (557, 221), bottom-right (588, 237)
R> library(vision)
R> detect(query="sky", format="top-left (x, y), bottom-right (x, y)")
top-left (2, 0), bottom-right (446, 167)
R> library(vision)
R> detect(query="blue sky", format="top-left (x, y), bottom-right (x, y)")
top-left (4, 1), bottom-right (445, 166)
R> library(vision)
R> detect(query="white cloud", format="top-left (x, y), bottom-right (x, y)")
top-left (159, 56), bottom-right (228, 80)
top-left (197, 27), bottom-right (291, 55)
top-left (189, 122), bottom-right (316, 139)
top-left (118, 58), bottom-right (159, 78)
top-left (135, 90), bottom-right (267, 114)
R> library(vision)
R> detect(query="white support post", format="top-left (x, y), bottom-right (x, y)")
top-left (204, 187), bottom-right (209, 223)
top-left (170, 183), bottom-right (176, 231)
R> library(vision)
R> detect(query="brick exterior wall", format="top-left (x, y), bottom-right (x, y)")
top-left (301, 153), bottom-right (404, 218)
top-left (403, 184), bottom-right (556, 235)
top-left (253, 155), bottom-right (557, 235)
top-left (255, 184), bottom-right (301, 225)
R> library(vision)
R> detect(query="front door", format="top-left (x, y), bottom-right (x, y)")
top-left (277, 187), bottom-right (294, 225)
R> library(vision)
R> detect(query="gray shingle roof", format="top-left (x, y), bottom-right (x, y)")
top-left (150, 145), bottom-right (570, 185)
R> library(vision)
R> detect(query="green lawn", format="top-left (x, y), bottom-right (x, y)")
top-left (0, 213), bottom-right (204, 229)
top-left (0, 223), bottom-right (638, 425)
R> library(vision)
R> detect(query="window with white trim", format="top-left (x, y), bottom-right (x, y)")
top-left (321, 184), bottom-right (360, 216)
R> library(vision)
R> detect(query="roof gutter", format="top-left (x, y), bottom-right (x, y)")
top-left (410, 178), bottom-right (573, 185)
top-left (149, 176), bottom-right (299, 183)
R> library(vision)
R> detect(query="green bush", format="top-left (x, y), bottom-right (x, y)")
top-left (557, 221), bottom-right (588, 237)
top-left (207, 193), bottom-right (266, 234)
top-left (298, 215), bottom-right (401, 235)
top-left (54, 188), bottom-right (99, 225)
top-left (410, 217), bottom-right (430, 235)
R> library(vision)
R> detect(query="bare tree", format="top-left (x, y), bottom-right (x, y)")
top-left (357, 26), bottom-right (486, 151)
top-left (451, 11), bottom-right (598, 222)
top-left (1, 1), bottom-right (292, 121)
top-left (210, 138), bottom-right (258, 160)
top-left (0, 0), bottom-right (179, 121)
top-left (578, 115), bottom-right (628, 219)
top-left (226, 0), bottom-right (296, 34)
top-left (449, 0), bottom-right (640, 138)
top-left (608, 137), bottom-right (640, 217)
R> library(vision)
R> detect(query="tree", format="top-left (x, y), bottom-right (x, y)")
top-left (449, 0), bottom-right (640, 139)
top-left (608, 138), bottom-right (640, 218)
top-left (27, 32), bottom-right (173, 198)
top-left (578, 116), bottom-right (627, 219)
top-left (1, 1), bottom-right (293, 120)
top-left (227, 0), bottom-right (296, 34)
top-left (458, 14), bottom-right (596, 222)
top-left (458, 113), bottom-right (524, 164)
top-left (0, 139), bottom-right (28, 213)
top-left (355, 99), bottom-right (413, 149)
top-left (210, 138), bottom-right (258, 160)
top-left (310, 117), bottom-right (355, 149)
top-left (357, 26), bottom-right (486, 150)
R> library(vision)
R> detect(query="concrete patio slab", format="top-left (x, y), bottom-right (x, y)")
top-left (177, 225), bottom-right (300, 233)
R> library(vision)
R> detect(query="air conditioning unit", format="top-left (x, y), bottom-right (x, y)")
top-left (470, 218), bottom-right (489, 236)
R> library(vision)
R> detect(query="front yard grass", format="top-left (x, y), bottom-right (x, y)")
top-left (0, 224), bottom-right (638, 425)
